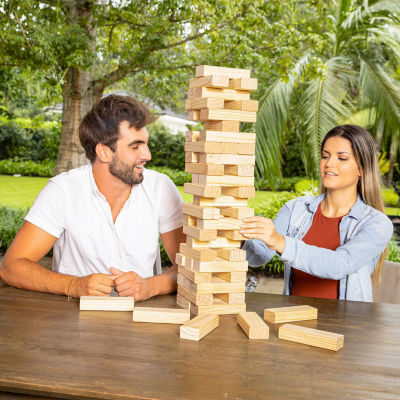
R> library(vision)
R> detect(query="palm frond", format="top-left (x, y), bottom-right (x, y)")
top-left (343, 107), bottom-right (377, 128)
top-left (367, 26), bottom-right (400, 64)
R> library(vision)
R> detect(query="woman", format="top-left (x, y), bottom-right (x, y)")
top-left (240, 125), bottom-right (393, 301)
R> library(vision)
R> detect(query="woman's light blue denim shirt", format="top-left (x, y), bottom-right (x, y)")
top-left (242, 194), bottom-right (393, 301)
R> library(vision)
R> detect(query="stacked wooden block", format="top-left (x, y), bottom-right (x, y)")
top-left (176, 65), bottom-right (258, 316)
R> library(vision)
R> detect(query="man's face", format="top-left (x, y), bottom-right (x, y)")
top-left (109, 121), bottom-right (151, 185)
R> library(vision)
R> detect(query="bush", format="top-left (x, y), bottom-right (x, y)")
top-left (0, 159), bottom-right (55, 177)
top-left (382, 188), bottom-right (399, 207)
top-left (0, 206), bottom-right (27, 253)
top-left (147, 166), bottom-right (191, 186)
top-left (294, 179), bottom-right (319, 194)
top-left (387, 239), bottom-right (400, 263)
top-left (255, 176), bottom-right (306, 192)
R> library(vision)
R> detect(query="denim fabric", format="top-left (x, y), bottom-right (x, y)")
top-left (242, 194), bottom-right (393, 301)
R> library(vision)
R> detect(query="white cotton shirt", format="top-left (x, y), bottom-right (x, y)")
top-left (25, 165), bottom-right (183, 278)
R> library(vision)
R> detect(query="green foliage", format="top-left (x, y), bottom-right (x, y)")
top-left (148, 166), bottom-right (191, 186)
top-left (0, 159), bottom-right (55, 177)
top-left (387, 240), bottom-right (400, 263)
top-left (0, 206), bottom-right (27, 252)
top-left (294, 179), bottom-right (319, 194)
top-left (382, 188), bottom-right (399, 207)
top-left (253, 192), bottom-right (297, 220)
top-left (255, 176), bottom-right (306, 192)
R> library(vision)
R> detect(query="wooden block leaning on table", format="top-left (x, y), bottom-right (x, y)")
top-left (180, 314), bottom-right (219, 341)
top-left (188, 87), bottom-right (251, 101)
top-left (264, 305), bottom-right (318, 324)
top-left (132, 307), bottom-right (190, 324)
top-left (279, 323), bottom-right (344, 351)
top-left (195, 65), bottom-right (251, 79)
top-left (80, 296), bottom-right (134, 311)
top-left (237, 312), bottom-right (269, 340)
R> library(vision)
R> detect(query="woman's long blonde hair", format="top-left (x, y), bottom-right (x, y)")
top-left (320, 125), bottom-right (387, 286)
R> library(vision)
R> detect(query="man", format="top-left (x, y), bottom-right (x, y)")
top-left (0, 95), bottom-right (185, 300)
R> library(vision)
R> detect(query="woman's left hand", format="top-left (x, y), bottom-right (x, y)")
top-left (240, 216), bottom-right (286, 254)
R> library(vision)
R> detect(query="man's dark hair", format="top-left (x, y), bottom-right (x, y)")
top-left (79, 95), bottom-right (156, 162)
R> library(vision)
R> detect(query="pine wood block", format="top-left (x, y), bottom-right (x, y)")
top-left (182, 214), bottom-right (197, 227)
top-left (189, 75), bottom-right (229, 89)
top-left (176, 293), bottom-right (191, 310)
top-left (183, 224), bottom-right (217, 241)
top-left (185, 131), bottom-right (200, 142)
top-left (180, 314), bottom-right (219, 341)
top-left (183, 203), bottom-right (220, 219)
top-left (175, 252), bottom-right (186, 266)
top-left (187, 110), bottom-right (201, 121)
top-left (214, 292), bottom-right (246, 304)
top-left (224, 164), bottom-right (254, 176)
top-left (196, 65), bottom-right (251, 79)
top-left (132, 307), bottom-right (190, 324)
top-left (178, 265), bottom-right (212, 283)
top-left (192, 258), bottom-right (248, 273)
top-left (204, 120), bottom-right (240, 132)
top-left (192, 297), bottom-right (246, 316)
top-left (187, 236), bottom-right (242, 249)
top-left (218, 230), bottom-right (246, 241)
top-left (178, 274), bottom-right (245, 294)
top-left (219, 207), bottom-right (254, 219)
top-left (229, 77), bottom-right (258, 91)
top-left (214, 271), bottom-right (247, 282)
top-left (185, 97), bottom-right (224, 111)
top-left (224, 99), bottom-right (259, 112)
top-left (197, 175), bottom-right (254, 187)
top-left (180, 243), bottom-right (218, 262)
top-left (237, 143), bottom-right (256, 155)
top-left (194, 195), bottom-right (248, 207)
top-left (190, 87), bottom-right (250, 101)
top-left (199, 153), bottom-right (255, 165)
top-left (199, 108), bottom-right (257, 123)
top-left (185, 141), bottom-right (238, 154)
top-left (279, 323), bottom-right (344, 351)
top-left (264, 305), bottom-right (318, 324)
top-left (185, 151), bottom-right (199, 163)
top-left (184, 183), bottom-right (221, 198)
top-left (237, 312), bottom-right (269, 340)
top-left (221, 186), bottom-right (255, 198)
top-left (199, 130), bottom-right (256, 143)
top-left (191, 174), bottom-right (199, 184)
top-left (198, 217), bottom-right (242, 230)
top-left (185, 163), bottom-right (224, 176)
top-left (177, 286), bottom-right (214, 306)
top-left (217, 248), bottom-right (246, 262)
top-left (80, 296), bottom-right (134, 311)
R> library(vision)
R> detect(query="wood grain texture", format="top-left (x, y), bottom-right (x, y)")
top-left (224, 99), bottom-right (259, 112)
top-left (199, 108), bottom-right (257, 123)
top-left (237, 312), bottom-right (269, 339)
top-left (199, 153), bottom-right (255, 165)
top-left (189, 75), bottom-right (229, 89)
top-left (219, 207), bottom-right (254, 219)
top-left (186, 236), bottom-right (242, 249)
top-left (197, 217), bottom-right (242, 230)
top-left (177, 274), bottom-right (245, 295)
top-left (79, 296), bottom-right (134, 311)
top-left (203, 120), bottom-right (240, 132)
top-left (224, 164), bottom-right (255, 176)
top-left (195, 65), bottom-right (251, 79)
top-left (192, 298), bottom-right (246, 316)
top-left (182, 203), bottom-right (220, 219)
top-left (199, 130), bottom-right (256, 143)
top-left (185, 97), bottom-right (224, 110)
top-left (179, 243), bottom-right (218, 262)
top-left (185, 163), bottom-right (224, 176)
top-left (264, 305), bottom-right (318, 324)
top-left (132, 307), bottom-right (190, 324)
top-left (190, 86), bottom-right (250, 101)
top-left (183, 183), bottom-right (221, 198)
top-left (196, 175), bottom-right (254, 187)
top-left (217, 248), bottom-right (247, 262)
top-left (229, 77), bottom-right (258, 91)
top-left (191, 258), bottom-right (248, 273)
top-left (221, 186), bottom-right (255, 198)
top-left (180, 314), bottom-right (219, 341)
top-left (193, 195), bottom-right (248, 207)
top-left (183, 224), bottom-right (218, 241)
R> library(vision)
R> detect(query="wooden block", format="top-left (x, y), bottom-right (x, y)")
top-left (183, 203), bottom-right (220, 219)
top-left (200, 109), bottom-right (257, 123)
top-left (189, 75), bottom-right (229, 89)
top-left (187, 236), bottom-right (242, 249)
top-left (178, 274), bottom-right (245, 295)
top-left (279, 323), bottom-right (344, 351)
top-left (224, 99), bottom-right (258, 112)
top-left (185, 97), bottom-right (224, 110)
top-left (218, 229), bottom-right (246, 241)
top-left (80, 296), bottom-right (134, 311)
top-left (214, 271), bottom-right (247, 283)
top-left (192, 298), bottom-right (246, 316)
top-left (187, 110), bottom-right (201, 121)
top-left (177, 286), bottom-right (214, 306)
top-left (178, 266), bottom-right (212, 283)
top-left (182, 214), bottom-right (197, 227)
top-left (199, 153), bottom-right (255, 165)
top-left (199, 130), bottom-right (256, 144)
top-left (192, 258), bottom-right (248, 273)
top-left (180, 243), bottom-right (218, 262)
top-left (197, 175), bottom-right (254, 187)
top-left (190, 87), bottom-right (250, 101)
top-left (185, 163), bottom-right (224, 176)
top-left (264, 305), bottom-right (318, 324)
top-left (217, 248), bottom-right (246, 262)
top-left (221, 186), bottom-right (255, 198)
top-left (180, 314), bottom-right (219, 341)
top-left (229, 77), bottom-right (258, 91)
top-left (132, 307), bottom-right (190, 324)
top-left (176, 294), bottom-right (191, 310)
top-left (185, 141), bottom-right (238, 154)
top-left (175, 252), bottom-right (186, 266)
top-left (214, 292), bottom-right (246, 304)
top-left (219, 207), bottom-right (254, 219)
top-left (198, 217), bottom-right (242, 230)
top-left (191, 174), bottom-right (199, 184)
top-left (204, 120), bottom-right (240, 132)
top-left (224, 164), bottom-right (254, 176)
top-left (194, 195), bottom-right (248, 207)
top-left (185, 131), bottom-right (200, 142)
top-left (183, 224), bottom-right (217, 241)
top-left (237, 312), bottom-right (269, 339)
top-left (237, 143), bottom-right (256, 155)
top-left (185, 151), bottom-right (199, 163)
top-left (184, 183), bottom-right (221, 198)
top-left (196, 65), bottom-right (251, 79)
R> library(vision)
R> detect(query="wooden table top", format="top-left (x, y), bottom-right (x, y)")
top-left (0, 286), bottom-right (399, 400)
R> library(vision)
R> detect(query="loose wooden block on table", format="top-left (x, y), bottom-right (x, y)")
top-left (219, 206), bottom-right (254, 219)
top-left (279, 323), bottom-right (344, 351)
top-left (196, 174), bottom-right (254, 187)
top-left (229, 77), bottom-right (258, 91)
top-left (185, 97), bottom-right (224, 111)
top-left (180, 314), bottom-right (219, 341)
top-left (193, 195), bottom-right (248, 207)
top-left (196, 65), bottom-right (251, 79)
top-left (221, 186), bottom-right (255, 198)
top-left (224, 99), bottom-right (259, 112)
top-left (189, 75), bottom-right (229, 89)
top-left (264, 305), bottom-right (318, 324)
top-left (185, 162), bottom-right (224, 176)
top-left (132, 307), bottom-right (190, 324)
top-left (183, 224), bottom-right (218, 241)
top-left (182, 203), bottom-right (220, 219)
top-left (184, 183), bottom-right (221, 198)
top-left (187, 236), bottom-right (242, 249)
top-left (179, 243), bottom-right (217, 262)
top-left (237, 312), bottom-right (269, 340)
top-left (199, 153), bottom-right (255, 165)
top-left (199, 130), bottom-right (256, 144)
top-left (224, 164), bottom-right (255, 176)
top-left (204, 120), bottom-right (240, 132)
top-left (217, 248), bottom-right (247, 262)
top-left (80, 296), bottom-right (134, 311)
top-left (191, 258), bottom-right (248, 273)
top-left (199, 108), bottom-right (257, 123)
top-left (188, 87), bottom-right (251, 101)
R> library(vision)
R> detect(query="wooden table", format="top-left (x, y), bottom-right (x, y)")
top-left (0, 286), bottom-right (399, 400)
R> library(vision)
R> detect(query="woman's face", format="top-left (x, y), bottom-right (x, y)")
top-left (320, 136), bottom-right (360, 193)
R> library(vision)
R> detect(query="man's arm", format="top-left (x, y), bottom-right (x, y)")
top-left (111, 226), bottom-right (186, 300)
top-left (0, 221), bottom-right (114, 297)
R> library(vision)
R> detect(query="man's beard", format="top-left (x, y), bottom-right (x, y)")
top-left (109, 154), bottom-right (144, 185)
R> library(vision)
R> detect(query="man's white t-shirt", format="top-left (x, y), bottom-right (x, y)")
top-left (25, 165), bottom-right (183, 278)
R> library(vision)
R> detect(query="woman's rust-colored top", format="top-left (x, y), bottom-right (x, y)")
top-left (291, 203), bottom-right (342, 299)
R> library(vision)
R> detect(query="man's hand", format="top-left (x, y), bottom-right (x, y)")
top-left (110, 267), bottom-right (153, 301)
top-left (69, 273), bottom-right (114, 298)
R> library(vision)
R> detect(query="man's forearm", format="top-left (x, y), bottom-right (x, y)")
top-left (148, 264), bottom-right (178, 297)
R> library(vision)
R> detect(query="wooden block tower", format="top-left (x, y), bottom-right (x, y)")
top-left (176, 65), bottom-right (258, 316)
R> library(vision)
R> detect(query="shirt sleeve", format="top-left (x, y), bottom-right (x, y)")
top-left (25, 180), bottom-right (67, 238)
top-left (157, 175), bottom-right (183, 234)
